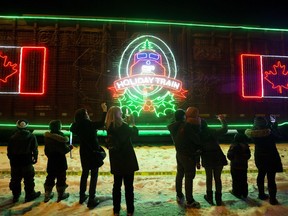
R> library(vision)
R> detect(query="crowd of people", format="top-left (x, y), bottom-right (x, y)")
top-left (168, 107), bottom-right (283, 209)
top-left (6, 103), bottom-right (284, 216)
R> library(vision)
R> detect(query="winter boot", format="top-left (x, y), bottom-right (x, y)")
top-left (25, 191), bottom-right (41, 202)
top-left (257, 183), bottom-right (269, 200)
top-left (215, 192), bottom-right (222, 206)
top-left (87, 197), bottom-right (100, 209)
top-left (12, 193), bottom-right (21, 203)
top-left (56, 185), bottom-right (69, 202)
top-left (44, 185), bottom-right (54, 203)
top-left (79, 193), bottom-right (89, 204)
top-left (268, 187), bottom-right (279, 205)
top-left (204, 190), bottom-right (214, 205)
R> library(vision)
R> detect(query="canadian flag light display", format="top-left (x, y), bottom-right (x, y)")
top-left (241, 54), bottom-right (288, 99)
top-left (0, 46), bottom-right (46, 95)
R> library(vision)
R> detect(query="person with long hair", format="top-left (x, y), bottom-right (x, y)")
top-left (70, 103), bottom-right (107, 209)
top-left (105, 106), bottom-right (139, 216)
top-left (199, 114), bottom-right (228, 206)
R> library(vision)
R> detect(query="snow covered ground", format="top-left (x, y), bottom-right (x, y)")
top-left (0, 143), bottom-right (287, 216)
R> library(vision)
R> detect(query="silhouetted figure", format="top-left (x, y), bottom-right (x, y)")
top-left (43, 120), bottom-right (73, 202)
top-left (105, 106), bottom-right (139, 216)
top-left (245, 116), bottom-right (283, 205)
top-left (7, 119), bottom-right (41, 203)
top-left (227, 133), bottom-right (251, 199)
top-left (70, 103), bottom-right (107, 209)
top-left (200, 115), bottom-right (228, 206)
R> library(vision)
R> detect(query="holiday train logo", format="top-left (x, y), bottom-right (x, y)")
top-left (109, 35), bottom-right (187, 117)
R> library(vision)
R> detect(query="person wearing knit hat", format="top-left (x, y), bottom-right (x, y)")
top-left (253, 116), bottom-right (268, 129)
top-left (7, 119), bottom-right (41, 203)
top-left (174, 109), bottom-right (186, 122)
top-left (16, 119), bottom-right (29, 129)
top-left (199, 114), bottom-right (228, 206)
top-left (167, 108), bottom-right (201, 209)
top-left (245, 116), bottom-right (283, 205)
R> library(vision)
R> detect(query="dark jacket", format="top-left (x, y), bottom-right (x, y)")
top-left (227, 142), bottom-right (251, 170)
top-left (70, 112), bottom-right (106, 169)
top-left (245, 126), bottom-right (283, 173)
top-left (7, 129), bottom-right (38, 167)
top-left (107, 123), bottom-right (139, 175)
top-left (44, 131), bottom-right (70, 172)
top-left (167, 121), bottom-right (201, 161)
top-left (200, 119), bottom-right (228, 168)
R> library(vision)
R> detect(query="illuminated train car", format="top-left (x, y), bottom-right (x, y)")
top-left (0, 15), bottom-right (288, 142)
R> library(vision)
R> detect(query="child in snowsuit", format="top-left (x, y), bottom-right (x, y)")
top-left (44, 120), bottom-right (73, 202)
top-left (227, 133), bottom-right (251, 199)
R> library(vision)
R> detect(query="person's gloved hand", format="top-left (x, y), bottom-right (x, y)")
top-left (196, 162), bottom-right (201, 170)
top-left (69, 145), bottom-right (74, 150)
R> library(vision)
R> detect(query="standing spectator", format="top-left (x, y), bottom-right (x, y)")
top-left (227, 133), bottom-right (251, 199)
top-left (105, 106), bottom-right (139, 216)
top-left (70, 102), bottom-right (107, 209)
top-left (167, 108), bottom-right (201, 208)
top-left (7, 119), bottom-right (41, 203)
top-left (245, 116), bottom-right (283, 205)
top-left (199, 114), bottom-right (228, 206)
top-left (43, 120), bottom-right (73, 202)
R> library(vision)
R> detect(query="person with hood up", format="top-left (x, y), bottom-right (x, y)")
top-left (70, 102), bottom-right (107, 209)
top-left (43, 120), bottom-right (73, 202)
top-left (227, 132), bottom-right (251, 199)
top-left (167, 107), bottom-right (201, 209)
top-left (245, 116), bottom-right (283, 205)
top-left (7, 119), bottom-right (41, 203)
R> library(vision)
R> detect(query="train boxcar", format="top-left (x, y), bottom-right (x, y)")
top-left (0, 15), bottom-right (287, 142)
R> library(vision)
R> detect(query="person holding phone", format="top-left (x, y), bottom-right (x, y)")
top-left (70, 103), bottom-right (107, 209)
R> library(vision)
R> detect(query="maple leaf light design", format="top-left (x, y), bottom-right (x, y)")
top-left (264, 61), bottom-right (288, 93)
top-left (0, 53), bottom-right (18, 83)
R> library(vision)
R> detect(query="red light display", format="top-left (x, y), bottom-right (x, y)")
top-left (0, 46), bottom-right (46, 95)
top-left (241, 54), bottom-right (288, 99)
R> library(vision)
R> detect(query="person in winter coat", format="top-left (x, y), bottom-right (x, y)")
top-left (43, 120), bottom-right (73, 202)
top-left (70, 102), bottom-right (107, 209)
top-left (167, 107), bottom-right (201, 209)
top-left (7, 119), bottom-right (41, 203)
top-left (245, 116), bottom-right (283, 205)
top-left (105, 106), bottom-right (139, 216)
top-left (199, 114), bottom-right (228, 206)
top-left (227, 133), bottom-right (251, 199)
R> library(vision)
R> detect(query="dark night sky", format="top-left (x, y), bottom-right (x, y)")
top-left (1, 1), bottom-right (288, 28)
